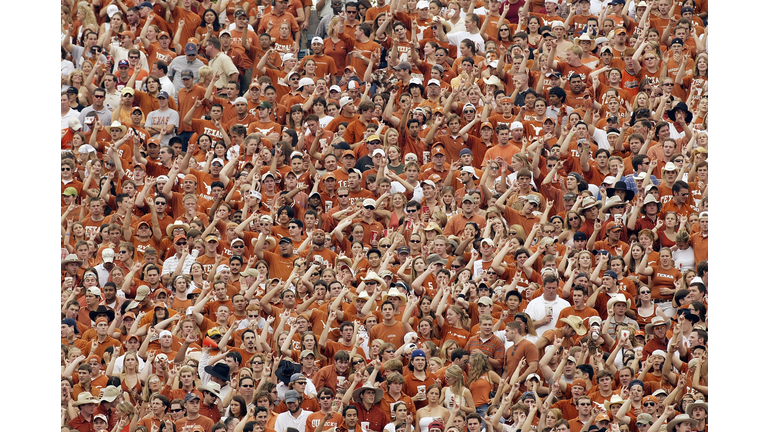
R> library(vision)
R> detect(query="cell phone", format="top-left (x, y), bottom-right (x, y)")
top-left (545, 306), bottom-right (553, 316)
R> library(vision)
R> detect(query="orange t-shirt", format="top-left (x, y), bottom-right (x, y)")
top-left (649, 264), bottom-right (682, 301)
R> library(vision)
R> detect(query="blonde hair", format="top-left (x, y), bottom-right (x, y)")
top-left (77, 2), bottom-right (99, 31)
top-left (566, 44), bottom-right (584, 58)
top-left (329, 16), bottom-right (342, 37)
top-left (632, 92), bottom-right (650, 111)
top-left (68, 69), bottom-right (85, 86)
top-left (198, 66), bottom-right (213, 83)
top-left (446, 365), bottom-right (465, 395)
top-left (439, 339), bottom-right (458, 361)
top-left (693, 52), bottom-right (708, 78)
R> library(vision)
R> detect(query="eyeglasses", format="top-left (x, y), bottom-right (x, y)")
top-left (451, 264), bottom-right (462, 269)
top-left (118, 250), bottom-right (129, 254)
top-left (640, 290), bottom-right (651, 295)
top-left (170, 408), bottom-right (184, 413)
top-left (129, 55), bottom-right (140, 59)
top-left (93, 94), bottom-right (105, 98)
top-left (62, 167), bottom-right (71, 171)
top-left (311, 272), bottom-right (320, 277)
top-left (644, 57), bottom-right (655, 61)
top-left (379, 244), bottom-right (390, 248)
top-left (155, 201), bottom-right (166, 205)
top-left (543, 230), bottom-right (554, 234)
top-left (241, 384), bottom-right (254, 388)
top-left (346, 10), bottom-right (357, 13)
top-left (295, 381), bottom-right (307, 385)
top-left (643, 402), bottom-right (656, 407)
top-left (338, 194), bottom-right (349, 198)
top-left (368, 140), bottom-right (381, 145)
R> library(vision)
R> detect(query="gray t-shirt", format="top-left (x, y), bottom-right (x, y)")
top-left (145, 108), bottom-right (180, 147)
top-left (79, 106), bottom-right (114, 133)
top-left (71, 45), bottom-right (107, 70)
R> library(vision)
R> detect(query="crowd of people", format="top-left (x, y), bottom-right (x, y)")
top-left (59, 0), bottom-right (709, 432)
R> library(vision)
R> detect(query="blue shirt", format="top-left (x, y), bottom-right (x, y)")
top-left (620, 173), bottom-right (659, 194)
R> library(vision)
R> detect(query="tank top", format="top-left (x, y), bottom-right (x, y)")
top-left (443, 388), bottom-right (465, 409)
top-left (419, 416), bottom-right (441, 432)
top-left (468, 374), bottom-right (493, 407)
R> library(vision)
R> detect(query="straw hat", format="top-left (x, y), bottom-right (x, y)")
top-left (352, 382), bottom-right (384, 404)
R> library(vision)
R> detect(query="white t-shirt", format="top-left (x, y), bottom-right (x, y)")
top-left (525, 296), bottom-right (571, 337)
top-left (446, 31), bottom-right (485, 53)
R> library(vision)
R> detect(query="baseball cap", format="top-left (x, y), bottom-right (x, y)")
top-left (185, 43), bottom-right (198, 55)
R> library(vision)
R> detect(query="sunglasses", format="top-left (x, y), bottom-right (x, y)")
top-left (338, 194), bottom-right (349, 198)
top-left (643, 402), bottom-right (656, 407)
top-left (365, 281), bottom-right (378, 285)
top-left (241, 384), bottom-right (254, 388)
top-left (62, 167), bottom-right (71, 171)
top-left (170, 408), bottom-right (184, 413)
top-left (176, 242), bottom-right (187, 245)
top-left (319, 396), bottom-right (333, 400)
